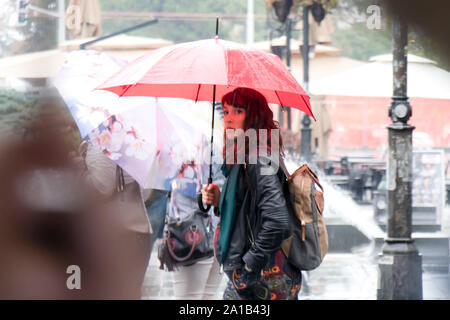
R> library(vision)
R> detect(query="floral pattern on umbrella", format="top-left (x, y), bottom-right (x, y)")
top-left (53, 50), bottom-right (220, 190)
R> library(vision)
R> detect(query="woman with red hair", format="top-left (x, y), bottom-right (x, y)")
top-left (202, 87), bottom-right (302, 300)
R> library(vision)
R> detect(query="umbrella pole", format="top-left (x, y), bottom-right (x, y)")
top-left (197, 84), bottom-right (216, 213)
top-left (208, 84), bottom-right (216, 185)
top-left (198, 18), bottom-right (219, 213)
top-left (209, 17), bottom-right (219, 184)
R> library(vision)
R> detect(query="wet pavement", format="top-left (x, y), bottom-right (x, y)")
top-left (141, 204), bottom-right (450, 300)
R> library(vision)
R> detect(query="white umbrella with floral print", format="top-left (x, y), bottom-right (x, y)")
top-left (52, 50), bottom-right (128, 138)
top-left (53, 50), bottom-right (221, 190)
top-left (86, 96), bottom-right (215, 189)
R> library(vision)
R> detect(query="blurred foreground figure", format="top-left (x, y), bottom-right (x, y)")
top-left (78, 139), bottom-right (152, 299)
top-left (0, 99), bottom-right (147, 299)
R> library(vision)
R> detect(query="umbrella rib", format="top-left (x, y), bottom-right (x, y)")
top-left (195, 84), bottom-right (201, 102)
top-left (275, 90), bottom-right (315, 121)
top-left (274, 90), bottom-right (283, 107)
top-left (221, 40), bottom-right (230, 87)
top-left (116, 84), bottom-right (134, 98)
top-left (300, 94), bottom-right (316, 121)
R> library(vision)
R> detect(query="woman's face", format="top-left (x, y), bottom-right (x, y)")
top-left (223, 103), bottom-right (246, 130)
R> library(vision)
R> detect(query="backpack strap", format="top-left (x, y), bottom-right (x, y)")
top-left (305, 166), bottom-right (323, 192)
top-left (279, 158), bottom-right (290, 180)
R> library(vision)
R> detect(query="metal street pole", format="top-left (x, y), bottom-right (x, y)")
top-left (377, 9), bottom-right (422, 300)
top-left (300, 4), bottom-right (312, 162)
top-left (80, 19), bottom-right (158, 50)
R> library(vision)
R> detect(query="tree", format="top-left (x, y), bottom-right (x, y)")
top-left (331, 0), bottom-right (449, 70)
top-left (98, 0), bottom-right (268, 43)
top-left (331, 21), bottom-right (392, 62)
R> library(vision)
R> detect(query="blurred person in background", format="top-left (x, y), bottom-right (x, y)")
top-left (164, 160), bottom-right (224, 300)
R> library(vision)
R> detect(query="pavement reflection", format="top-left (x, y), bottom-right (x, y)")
top-left (142, 204), bottom-right (450, 300)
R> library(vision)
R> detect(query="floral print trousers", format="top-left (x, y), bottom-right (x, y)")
top-left (223, 249), bottom-right (302, 300)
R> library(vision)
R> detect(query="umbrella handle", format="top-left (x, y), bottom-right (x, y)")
top-left (197, 192), bottom-right (211, 213)
top-left (197, 177), bottom-right (213, 213)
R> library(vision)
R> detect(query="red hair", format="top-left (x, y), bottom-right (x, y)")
top-left (221, 88), bottom-right (284, 162)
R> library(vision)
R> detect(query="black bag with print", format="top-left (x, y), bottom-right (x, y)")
top-left (158, 209), bottom-right (214, 271)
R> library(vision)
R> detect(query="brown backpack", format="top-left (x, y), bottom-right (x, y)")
top-left (279, 162), bottom-right (328, 271)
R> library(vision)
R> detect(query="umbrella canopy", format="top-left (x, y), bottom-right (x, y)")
top-left (97, 37), bottom-right (314, 118)
top-left (52, 50), bottom-right (222, 190)
top-left (52, 50), bottom-right (128, 138)
top-left (85, 97), bottom-right (213, 190)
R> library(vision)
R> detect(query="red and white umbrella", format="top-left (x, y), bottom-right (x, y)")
top-left (97, 37), bottom-right (313, 117)
top-left (97, 32), bottom-right (313, 197)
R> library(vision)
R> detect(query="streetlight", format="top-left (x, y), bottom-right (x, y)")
top-left (267, 0), bottom-right (294, 129)
top-left (377, 8), bottom-right (423, 300)
top-left (300, 3), bottom-right (312, 162)
top-left (299, 1), bottom-right (325, 163)
top-left (268, 1), bottom-right (333, 159)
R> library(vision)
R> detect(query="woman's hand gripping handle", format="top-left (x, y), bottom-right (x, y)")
top-left (198, 180), bottom-right (220, 215)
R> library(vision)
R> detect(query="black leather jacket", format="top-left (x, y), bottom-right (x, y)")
top-left (219, 157), bottom-right (290, 274)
